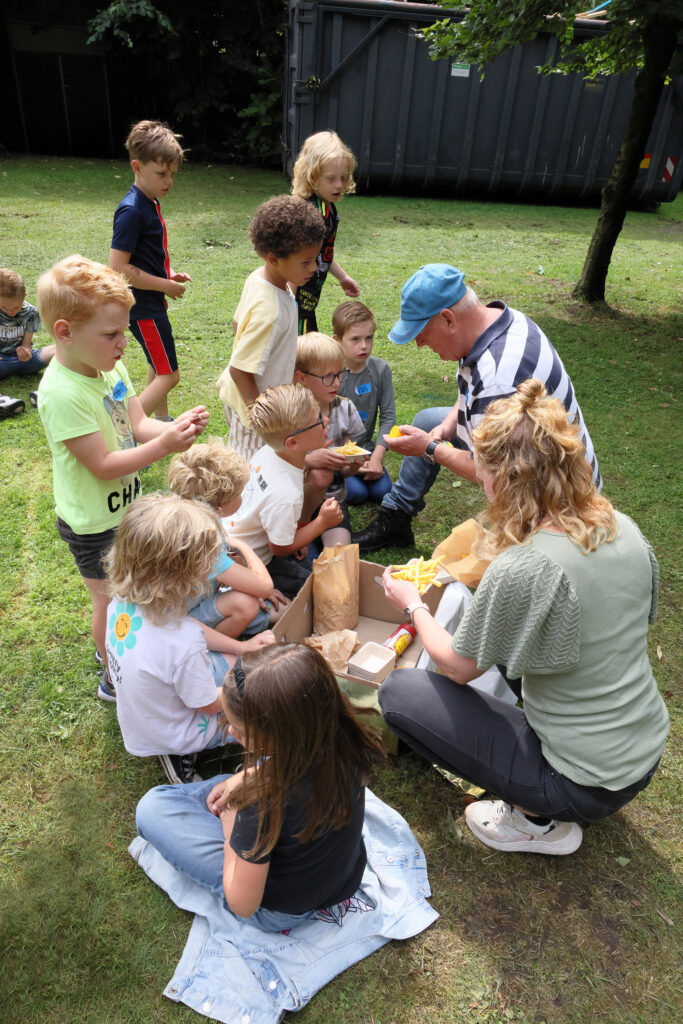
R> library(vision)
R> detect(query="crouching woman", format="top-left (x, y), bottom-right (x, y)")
top-left (379, 379), bottom-right (669, 856)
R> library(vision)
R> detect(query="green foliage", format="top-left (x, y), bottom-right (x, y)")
top-left (237, 50), bottom-right (286, 164)
top-left (87, 1), bottom-right (287, 164)
top-left (87, 0), bottom-right (176, 48)
top-left (421, 0), bottom-right (682, 78)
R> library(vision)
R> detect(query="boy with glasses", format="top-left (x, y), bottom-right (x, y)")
top-left (294, 332), bottom-right (365, 548)
top-left (224, 384), bottom-right (343, 598)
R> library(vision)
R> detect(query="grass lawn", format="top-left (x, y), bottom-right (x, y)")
top-left (0, 156), bottom-right (680, 1024)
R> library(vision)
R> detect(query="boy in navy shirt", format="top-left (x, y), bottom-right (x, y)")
top-left (110, 120), bottom-right (191, 419)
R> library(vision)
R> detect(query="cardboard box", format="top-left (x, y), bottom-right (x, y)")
top-left (273, 558), bottom-right (443, 690)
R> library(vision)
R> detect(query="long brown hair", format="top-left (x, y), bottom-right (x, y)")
top-left (472, 378), bottom-right (616, 556)
top-left (222, 644), bottom-right (385, 859)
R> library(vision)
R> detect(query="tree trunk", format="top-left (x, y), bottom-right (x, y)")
top-left (573, 17), bottom-right (681, 303)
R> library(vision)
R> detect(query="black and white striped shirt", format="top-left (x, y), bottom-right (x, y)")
top-left (456, 302), bottom-right (601, 487)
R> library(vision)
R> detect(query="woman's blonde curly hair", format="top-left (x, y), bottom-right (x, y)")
top-left (104, 493), bottom-right (223, 625)
top-left (472, 378), bottom-right (615, 556)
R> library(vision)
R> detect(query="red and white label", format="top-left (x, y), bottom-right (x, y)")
top-left (662, 157), bottom-right (676, 182)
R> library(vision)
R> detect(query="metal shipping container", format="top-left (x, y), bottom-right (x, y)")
top-left (284, 0), bottom-right (682, 201)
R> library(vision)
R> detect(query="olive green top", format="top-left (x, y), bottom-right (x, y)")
top-left (453, 511), bottom-right (669, 790)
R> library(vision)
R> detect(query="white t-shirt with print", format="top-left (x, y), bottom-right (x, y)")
top-left (222, 445), bottom-right (303, 565)
top-left (106, 600), bottom-right (221, 756)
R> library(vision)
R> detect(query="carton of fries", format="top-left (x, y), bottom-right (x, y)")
top-left (431, 518), bottom-right (491, 588)
top-left (334, 440), bottom-right (370, 459)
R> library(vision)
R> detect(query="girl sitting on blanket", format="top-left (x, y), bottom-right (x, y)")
top-left (135, 643), bottom-right (386, 929)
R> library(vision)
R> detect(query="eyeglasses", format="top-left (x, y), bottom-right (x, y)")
top-left (285, 414), bottom-right (325, 439)
top-left (302, 370), bottom-right (343, 386)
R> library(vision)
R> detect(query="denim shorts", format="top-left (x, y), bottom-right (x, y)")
top-left (56, 516), bottom-right (117, 580)
top-left (189, 591), bottom-right (223, 628)
top-left (189, 592), bottom-right (271, 635)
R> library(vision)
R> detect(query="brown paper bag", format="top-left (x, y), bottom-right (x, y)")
top-left (312, 543), bottom-right (359, 633)
top-left (303, 629), bottom-right (359, 674)
top-left (432, 518), bottom-right (491, 588)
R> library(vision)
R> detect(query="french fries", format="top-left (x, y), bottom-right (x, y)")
top-left (390, 556), bottom-right (444, 594)
top-left (335, 440), bottom-right (368, 456)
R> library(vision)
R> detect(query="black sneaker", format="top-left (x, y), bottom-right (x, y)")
top-left (29, 391), bottom-right (38, 408)
top-left (97, 669), bottom-right (116, 702)
top-left (158, 752), bottom-right (199, 785)
top-left (0, 395), bottom-right (25, 419)
top-left (351, 507), bottom-right (415, 554)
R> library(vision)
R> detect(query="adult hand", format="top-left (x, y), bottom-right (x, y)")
top-left (382, 423), bottom-right (430, 457)
top-left (381, 565), bottom-right (421, 613)
top-left (429, 422), bottom-right (450, 442)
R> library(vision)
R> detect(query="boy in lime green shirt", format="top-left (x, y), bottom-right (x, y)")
top-left (37, 255), bottom-right (208, 701)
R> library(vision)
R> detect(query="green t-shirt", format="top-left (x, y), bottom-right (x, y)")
top-left (38, 359), bottom-right (141, 534)
top-left (452, 511), bottom-right (669, 790)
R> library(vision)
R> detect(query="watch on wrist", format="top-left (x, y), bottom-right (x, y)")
top-left (404, 601), bottom-right (430, 625)
top-left (421, 439), bottom-right (453, 465)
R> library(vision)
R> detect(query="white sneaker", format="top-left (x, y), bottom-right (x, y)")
top-left (465, 800), bottom-right (583, 855)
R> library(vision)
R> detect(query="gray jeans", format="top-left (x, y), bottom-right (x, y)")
top-left (378, 668), bottom-right (659, 825)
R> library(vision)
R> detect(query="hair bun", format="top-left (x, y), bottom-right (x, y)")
top-left (517, 378), bottom-right (546, 409)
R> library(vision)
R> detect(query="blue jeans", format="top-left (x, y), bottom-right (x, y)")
top-left (129, 787), bottom-right (438, 1023)
top-left (0, 348), bottom-right (48, 380)
top-left (136, 775), bottom-right (313, 930)
top-left (345, 441), bottom-right (393, 505)
top-left (381, 407), bottom-right (453, 516)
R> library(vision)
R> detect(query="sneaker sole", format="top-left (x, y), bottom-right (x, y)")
top-left (97, 684), bottom-right (117, 703)
top-left (465, 814), bottom-right (583, 855)
top-left (0, 403), bottom-right (25, 419)
top-left (158, 754), bottom-right (183, 784)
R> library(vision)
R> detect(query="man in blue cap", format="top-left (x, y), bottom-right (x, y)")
top-left (352, 264), bottom-right (600, 553)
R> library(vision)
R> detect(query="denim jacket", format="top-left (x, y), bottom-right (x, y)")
top-left (129, 788), bottom-right (439, 1024)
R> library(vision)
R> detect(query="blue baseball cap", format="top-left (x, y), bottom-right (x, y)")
top-left (389, 264), bottom-right (467, 344)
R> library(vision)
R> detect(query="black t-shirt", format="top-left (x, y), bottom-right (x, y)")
top-left (229, 779), bottom-right (366, 914)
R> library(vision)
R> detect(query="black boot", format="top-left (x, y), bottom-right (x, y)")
top-left (351, 507), bottom-right (415, 554)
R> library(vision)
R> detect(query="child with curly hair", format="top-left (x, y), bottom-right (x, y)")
top-left (291, 131), bottom-right (359, 333)
top-left (217, 195), bottom-right (326, 462)
top-left (105, 493), bottom-right (274, 784)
